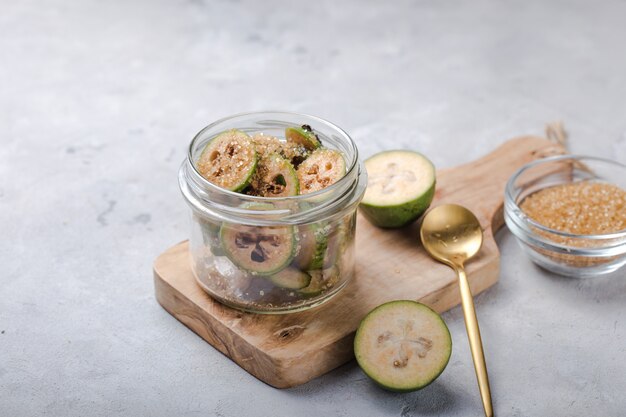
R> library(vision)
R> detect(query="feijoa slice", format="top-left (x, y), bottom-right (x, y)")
top-left (359, 150), bottom-right (436, 228)
top-left (293, 224), bottom-right (328, 270)
top-left (285, 124), bottom-right (321, 151)
top-left (251, 133), bottom-right (283, 158)
top-left (194, 214), bottom-right (226, 256)
top-left (354, 300), bottom-right (452, 392)
top-left (220, 224), bottom-right (295, 276)
top-left (297, 149), bottom-right (346, 194)
top-left (268, 268), bottom-right (311, 290)
top-left (196, 129), bottom-right (258, 192)
top-left (248, 154), bottom-right (299, 197)
top-left (298, 265), bottom-right (340, 297)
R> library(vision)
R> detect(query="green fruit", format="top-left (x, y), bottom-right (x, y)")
top-left (354, 300), bottom-right (452, 392)
top-left (268, 268), bottom-right (311, 290)
top-left (219, 223), bottom-right (295, 276)
top-left (360, 150), bottom-right (436, 228)
top-left (196, 129), bottom-right (258, 192)
top-left (247, 153), bottom-right (299, 197)
top-left (285, 125), bottom-right (321, 151)
top-left (294, 224), bottom-right (329, 270)
top-left (298, 265), bottom-right (340, 297)
top-left (193, 214), bottom-right (226, 256)
top-left (297, 149), bottom-right (346, 194)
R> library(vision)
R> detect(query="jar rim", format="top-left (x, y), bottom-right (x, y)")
top-left (504, 154), bottom-right (626, 242)
top-left (180, 111), bottom-right (367, 224)
top-left (186, 111), bottom-right (359, 202)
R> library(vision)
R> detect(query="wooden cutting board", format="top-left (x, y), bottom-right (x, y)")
top-left (154, 136), bottom-right (565, 388)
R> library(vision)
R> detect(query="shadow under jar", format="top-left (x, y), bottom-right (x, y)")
top-left (179, 112), bottom-right (367, 313)
top-left (504, 155), bottom-right (626, 278)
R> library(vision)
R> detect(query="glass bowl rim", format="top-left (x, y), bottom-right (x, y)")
top-left (504, 154), bottom-right (626, 240)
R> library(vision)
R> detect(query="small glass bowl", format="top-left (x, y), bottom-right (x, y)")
top-left (504, 155), bottom-right (626, 278)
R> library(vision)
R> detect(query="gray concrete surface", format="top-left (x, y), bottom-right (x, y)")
top-left (1, 0), bottom-right (625, 416)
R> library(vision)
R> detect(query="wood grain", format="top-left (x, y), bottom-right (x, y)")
top-left (154, 136), bottom-right (565, 388)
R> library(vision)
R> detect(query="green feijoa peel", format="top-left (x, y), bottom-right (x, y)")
top-left (360, 150), bottom-right (435, 228)
top-left (248, 154), bottom-right (299, 197)
top-left (285, 124), bottom-right (321, 151)
top-left (219, 223), bottom-right (295, 276)
top-left (354, 300), bottom-right (452, 393)
top-left (293, 224), bottom-right (328, 270)
top-left (192, 214), bottom-right (226, 256)
top-left (268, 268), bottom-right (311, 290)
top-left (196, 129), bottom-right (258, 192)
top-left (297, 149), bottom-right (346, 194)
top-left (298, 265), bottom-right (340, 297)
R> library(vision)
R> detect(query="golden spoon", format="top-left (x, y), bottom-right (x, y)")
top-left (420, 204), bottom-right (493, 417)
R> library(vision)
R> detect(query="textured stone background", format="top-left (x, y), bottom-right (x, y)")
top-left (1, 0), bottom-right (625, 416)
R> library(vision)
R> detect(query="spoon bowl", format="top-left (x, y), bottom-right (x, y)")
top-left (420, 204), bottom-right (483, 267)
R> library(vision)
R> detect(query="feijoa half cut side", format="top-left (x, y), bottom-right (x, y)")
top-left (359, 150), bottom-right (435, 228)
top-left (247, 154), bottom-right (299, 197)
top-left (285, 124), bottom-right (321, 151)
top-left (196, 129), bottom-right (258, 192)
top-left (220, 224), bottom-right (295, 276)
top-left (297, 149), bottom-right (346, 194)
top-left (354, 300), bottom-right (452, 392)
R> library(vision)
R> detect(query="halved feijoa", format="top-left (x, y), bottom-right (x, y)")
top-left (220, 224), bottom-right (295, 275)
top-left (268, 268), bottom-right (311, 290)
top-left (293, 224), bottom-right (328, 270)
top-left (359, 150), bottom-right (435, 228)
top-left (285, 124), bottom-right (321, 151)
top-left (297, 149), bottom-right (346, 194)
top-left (196, 129), bottom-right (258, 192)
top-left (354, 300), bottom-right (452, 392)
top-left (247, 154), bottom-right (299, 197)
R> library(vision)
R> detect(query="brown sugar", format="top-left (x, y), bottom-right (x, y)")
top-left (520, 182), bottom-right (626, 235)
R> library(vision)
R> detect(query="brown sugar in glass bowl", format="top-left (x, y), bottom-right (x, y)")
top-left (505, 155), bottom-right (626, 277)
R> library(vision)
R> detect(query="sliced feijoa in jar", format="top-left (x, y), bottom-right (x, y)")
top-left (298, 265), bottom-right (340, 297)
top-left (251, 133), bottom-right (283, 159)
top-left (285, 124), bottom-right (321, 151)
top-left (359, 150), bottom-right (436, 228)
top-left (247, 154), bottom-right (299, 197)
top-left (297, 149), bottom-right (346, 194)
top-left (196, 129), bottom-right (258, 192)
top-left (354, 300), bottom-right (452, 392)
top-left (281, 141), bottom-right (310, 168)
top-left (220, 224), bottom-right (295, 276)
top-left (268, 268), bottom-right (311, 290)
top-left (293, 224), bottom-right (328, 270)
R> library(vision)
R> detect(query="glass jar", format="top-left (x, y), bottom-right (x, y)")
top-left (179, 112), bottom-right (367, 313)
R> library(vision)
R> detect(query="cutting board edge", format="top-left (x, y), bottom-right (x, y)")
top-left (154, 267), bottom-right (294, 388)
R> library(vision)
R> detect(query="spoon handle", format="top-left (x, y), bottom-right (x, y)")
top-left (457, 266), bottom-right (494, 417)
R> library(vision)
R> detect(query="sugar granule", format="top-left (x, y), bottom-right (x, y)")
top-left (520, 182), bottom-right (626, 235)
